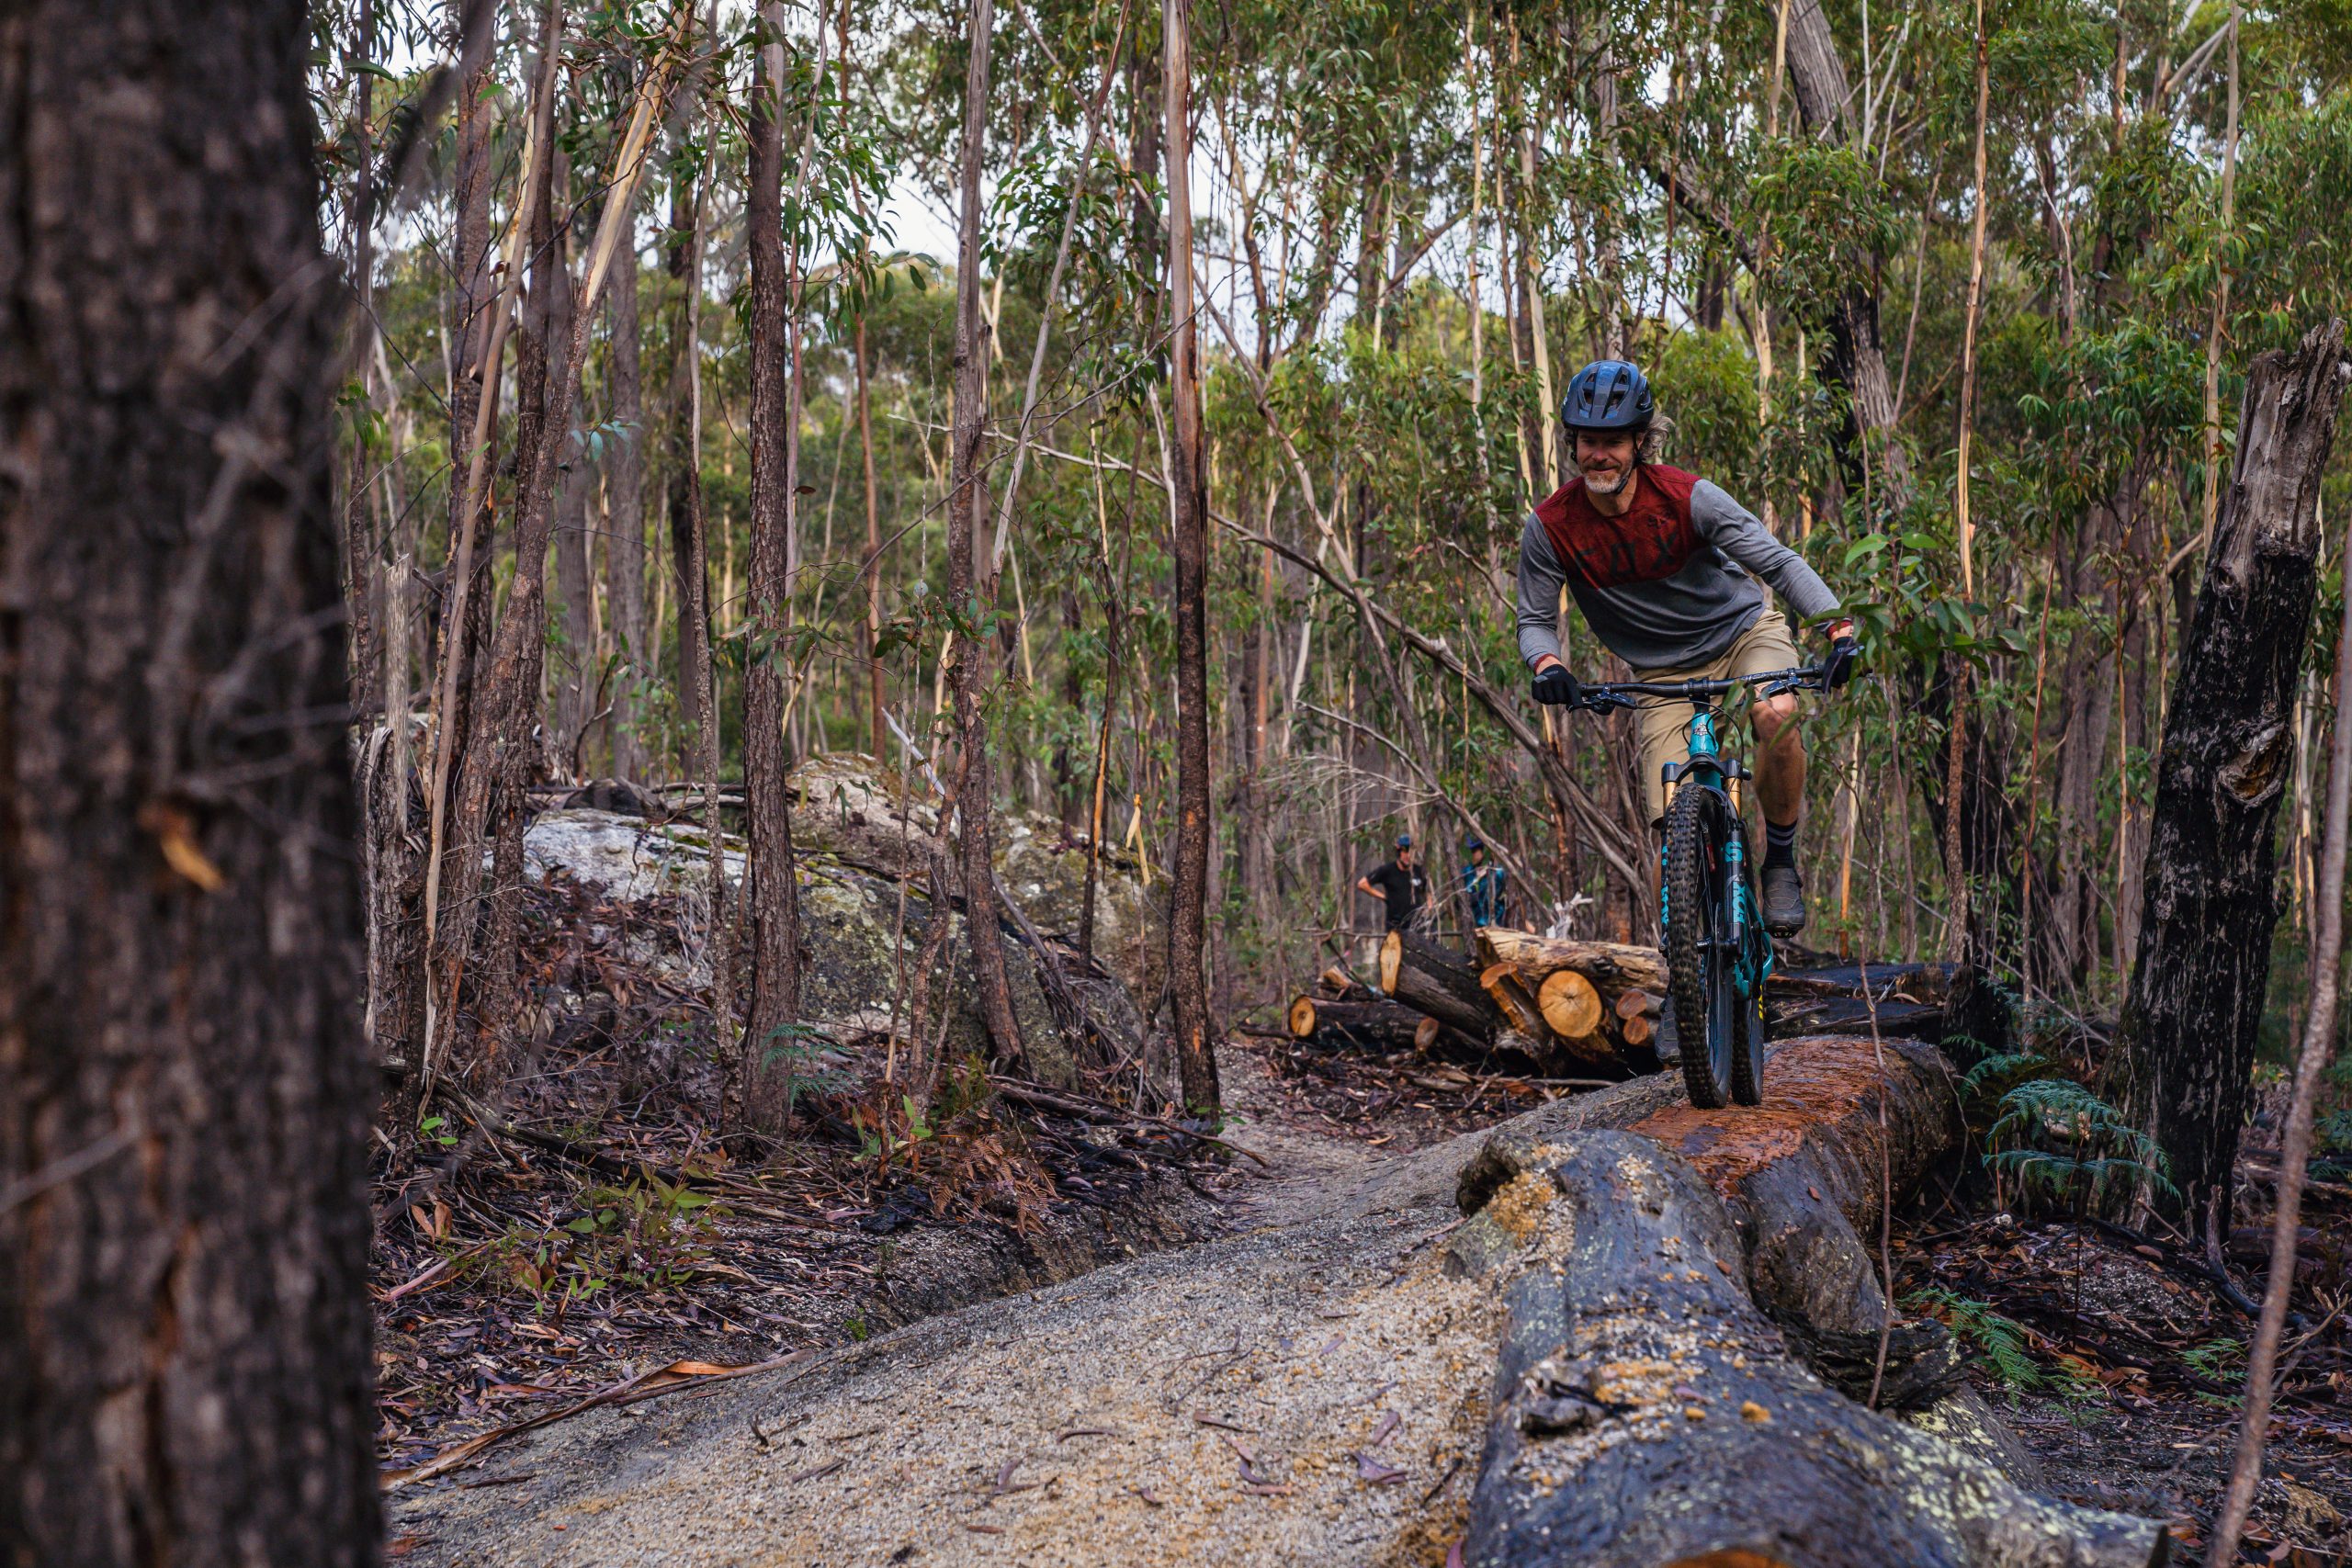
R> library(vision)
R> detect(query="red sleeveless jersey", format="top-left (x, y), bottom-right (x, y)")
top-left (1532, 465), bottom-right (1702, 589)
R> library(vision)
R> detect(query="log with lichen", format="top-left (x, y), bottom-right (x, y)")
top-left (1446, 1037), bottom-right (2169, 1568)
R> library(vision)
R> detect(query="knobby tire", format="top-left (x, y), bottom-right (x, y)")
top-left (1665, 785), bottom-right (1735, 1109)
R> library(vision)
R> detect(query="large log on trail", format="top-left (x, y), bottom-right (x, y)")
top-left (1284, 991), bottom-right (1428, 1052)
top-left (1380, 929), bottom-right (1506, 1043)
top-left (1452, 1039), bottom-right (2170, 1568)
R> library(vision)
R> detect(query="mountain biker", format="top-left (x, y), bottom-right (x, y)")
top-left (1516, 359), bottom-right (1860, 937)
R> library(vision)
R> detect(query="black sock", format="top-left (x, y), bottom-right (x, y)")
top-left (1763, 819), bottom-right (1797, 870)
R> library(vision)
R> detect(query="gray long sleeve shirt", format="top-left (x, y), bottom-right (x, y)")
top-left (1515, 467), bottom-right (1841, 673)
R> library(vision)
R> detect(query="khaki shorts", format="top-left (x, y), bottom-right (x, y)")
top-left (1631, 609), bottom-right (1804, 824)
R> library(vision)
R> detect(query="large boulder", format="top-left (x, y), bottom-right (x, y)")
top-left (519, 755), bottom-right (1159, 1094)
top-left (786, 751), bottom-right (1165, 1007)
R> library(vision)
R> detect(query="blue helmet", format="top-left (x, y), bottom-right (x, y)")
top-left (1560, 359), bottom-right (1653, 432)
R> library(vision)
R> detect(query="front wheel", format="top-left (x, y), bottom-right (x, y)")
top-left (1664, 784), bottom-right (1740, 1108)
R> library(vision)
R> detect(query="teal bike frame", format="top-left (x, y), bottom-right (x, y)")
top-left (1657, 704), bottom-right (1772, 999)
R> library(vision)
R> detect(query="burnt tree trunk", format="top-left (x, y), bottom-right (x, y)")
top-left (741, 22), bottom-right (804, 1118)
top-left (944, 0), bottom-right (1023, 1066)
top-left (664, 125), bottom-right (708, 746)
top-left (2115, 319), bottom-right (2349, 1232)
top-left (0, 1), bottom-right (379, 1557)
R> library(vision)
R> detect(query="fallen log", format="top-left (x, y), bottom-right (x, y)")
top-left (1476, 962), bottom-right (1560, 1050)
top-left (1766, 991), bottom-right (1946, 1042)
top-left (1284, 991), bottom-right (1428, 1052)
top-left (1380, 929), bottom-right (1505, 1043)
top-left (1451, 1037), bottom-right (2170, 1568)
top-left (1538, 967), bottom-right (1604, 1039)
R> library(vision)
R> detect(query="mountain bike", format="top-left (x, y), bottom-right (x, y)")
top-left (1572, 662), bottom-right (1831, 1109)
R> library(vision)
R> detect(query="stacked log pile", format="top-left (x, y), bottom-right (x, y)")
top-left (1473, 929), bottom-right (1668, 1074)
top-left (1288, 925), bottom-right (1966, 1081)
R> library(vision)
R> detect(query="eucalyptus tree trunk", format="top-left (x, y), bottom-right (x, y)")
top-left (388, 0), bottom-right (503, 1121)
top-left (2115, 320), bottom-right (2350, 1233)
top-left (665, 126), bottom-right (709, 747)
top-left (742, 17), bottom-right (805, 1117)
top-left (945, 0), bottom-right (1024, 1067)
top-left (0, 1), bottom-right (378, 1557)
top-left (1163, 0), bottom-right (1221, 1118)
top-left (605, 229), bottom-right (650, 780)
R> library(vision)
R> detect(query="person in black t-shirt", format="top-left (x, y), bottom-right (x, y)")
top-left (1355, 834), bottom-right (1429, 932)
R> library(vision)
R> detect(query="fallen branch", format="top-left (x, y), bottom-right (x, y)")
top-left (989, 1078), bottom-right (1274, 1168)
top-left (381, 1350), bottom-right (822, 1490)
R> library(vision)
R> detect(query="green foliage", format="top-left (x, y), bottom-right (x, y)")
top-left (492, 1169), bottom-right (725, 1314)
top-left (2182, 1335), bottom-right (2246, 1383)
top-left (1904, 1287), bottom-right (2053, 1396)
top-left (1985, 1077), bottom-right (2177, 1214)
top-left (760, 1022), bottom-right (855, 1123)
top-left (1752, 144), bottom-right (1907, 328)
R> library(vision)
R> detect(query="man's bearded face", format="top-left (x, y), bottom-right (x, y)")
top-left (1574, 430), bottom-right (1641, 497)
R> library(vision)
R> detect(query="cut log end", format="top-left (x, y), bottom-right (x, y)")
top-left (1414, 1016), bottom-right (1441, 1053)
top-left (1538, 967), bottom-right (1603, 1039)
top-left (1621, 1012), bottom-right (1654, 1047)
top-left (1378, 931), bottom-right (1403, 997)
top-left (1287, 996), bottom-right (1317, 1040)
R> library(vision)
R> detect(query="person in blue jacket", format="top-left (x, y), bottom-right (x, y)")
top-left (1461, 837), bottom-right (1508, 931)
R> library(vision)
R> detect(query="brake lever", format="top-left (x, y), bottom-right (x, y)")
top-left (1577, 691), bottom-right (1636, 715)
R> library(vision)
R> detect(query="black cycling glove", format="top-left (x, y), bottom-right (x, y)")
top-left (1532, 664), bottom-right (1583, 707)
top-left (1822, 634), bottom-right (1862, 690)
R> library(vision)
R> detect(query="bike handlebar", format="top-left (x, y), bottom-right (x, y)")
top-left (1574, 661), bottom-right (1828, 713)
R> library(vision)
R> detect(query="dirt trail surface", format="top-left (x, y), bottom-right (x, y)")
top-left (387, 1062), bottom-right (1684, 1565)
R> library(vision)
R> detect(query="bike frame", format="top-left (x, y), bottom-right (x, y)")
top-left (1578, 662), bottom-right (1827, 999)
top-left (1657, 700), bottom-right (1771, 999)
